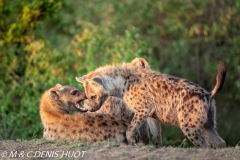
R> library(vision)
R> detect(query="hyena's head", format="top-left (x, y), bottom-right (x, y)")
top-left (48, 84), bottom-right (88, 113)
top-left (76, 57), bottom-right (150, 112)
top-left (75, 76), bottom-right (109, 112)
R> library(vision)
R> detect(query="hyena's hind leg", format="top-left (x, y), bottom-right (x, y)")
top-left (203, 128), bottom-right (226, 148)
top-left (202, 102), bottom-right (226, 148)
top-left (180, 122), bottom-right (210, 148)
top-left (138, 121), bottom-right (150, 144)
top-left (178, 106), bottom-right (211, 148)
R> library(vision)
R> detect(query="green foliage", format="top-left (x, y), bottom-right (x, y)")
top-left (69, 25), bottom-right (155, 73)
top-left (0, 0), bottom-right (239, 147)
top-left (0, 0), bottom-right (63, 139)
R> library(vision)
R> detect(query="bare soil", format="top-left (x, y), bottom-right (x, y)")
top-left (0, 139), bottom-right (239, 160)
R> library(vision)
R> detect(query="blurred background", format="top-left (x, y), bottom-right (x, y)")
top-left (0, 0), bottom-right (239, 147)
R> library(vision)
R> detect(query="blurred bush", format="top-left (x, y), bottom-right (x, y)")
top-left (0, 0), bottom-right (239, 146)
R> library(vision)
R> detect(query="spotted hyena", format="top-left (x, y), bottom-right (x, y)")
top-left (40, 84), bottom-right (130, 143)
top-left (96, 96), bottom-right (162, 146)
top-left (76, 58), bottom-right (227, 148)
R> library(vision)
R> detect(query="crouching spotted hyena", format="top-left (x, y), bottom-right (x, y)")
top-left (40, 84), bottom-right (131, 143)
top-left (76, 58), bottom-right (227, 148)
top-left (96, 96), bottom-right (162, 146)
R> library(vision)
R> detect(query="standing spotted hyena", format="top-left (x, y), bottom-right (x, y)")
top-left (40, 84), bottom-right (130, 143)
top-left (76, 58), bottom-right (227, 148)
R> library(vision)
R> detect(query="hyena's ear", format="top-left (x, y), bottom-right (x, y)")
top-left (75, 76), bottom-right (86, 83)
top-left (54, 84), bottom-right (62, 88)
top-left (130, 58), bottom-right (150, 69)
top-left (89, 77), bottom-right (107, 94)
top-left (92, 77), bottom-right (104, 87)
top-left (49, 89), bottom-right (60, 100)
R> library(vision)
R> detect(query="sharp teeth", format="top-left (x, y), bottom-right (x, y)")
top-left (76, 103), bottom-right (80, 108)
top-left (75, 102), bottom-right (88, 112)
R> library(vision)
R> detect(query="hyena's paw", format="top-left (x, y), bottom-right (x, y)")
top-left (126, 130), bottom-right (136, 145)
top-left (213, 139), bottom-right (226, 148)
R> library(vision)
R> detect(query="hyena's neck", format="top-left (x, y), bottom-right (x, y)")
top-left (103, 75), bottom-right (125, 98)
top-left (99, 67), bottom-right (144, 98)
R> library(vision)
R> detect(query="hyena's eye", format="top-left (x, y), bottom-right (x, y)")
top-left (71, 90), bottom-right (78, 95)
top-left (90, 95), bottom-right (97, 100)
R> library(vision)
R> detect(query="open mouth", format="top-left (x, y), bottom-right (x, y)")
top-left (75, 101), bottom-right (88, 112)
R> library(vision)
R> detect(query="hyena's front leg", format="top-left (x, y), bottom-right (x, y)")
top-left (124, 85), bottom-right (155, 145)
top-left (125, 100), bottom-right (153, 145)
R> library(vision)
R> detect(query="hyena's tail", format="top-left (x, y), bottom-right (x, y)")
top-left (210, 61), bottom-right (227, 98)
